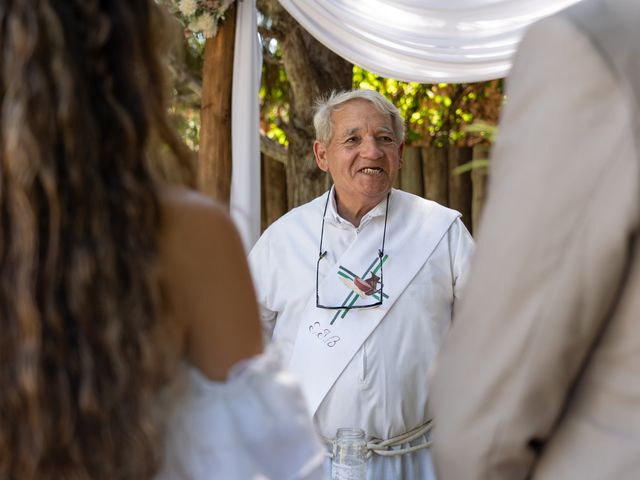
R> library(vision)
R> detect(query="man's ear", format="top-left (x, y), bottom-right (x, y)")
top-left (313, 140), bottom-right (329, 172)
top-left (399, 142), bottom-right (405, 168)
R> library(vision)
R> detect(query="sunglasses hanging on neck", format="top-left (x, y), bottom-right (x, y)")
top-left (315, 190), bottom-right (390, 310)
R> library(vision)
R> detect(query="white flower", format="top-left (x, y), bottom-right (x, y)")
top-left (189, 13), bottom-right (218, 38)
top-left (179, 0), bottom-right (198, 17)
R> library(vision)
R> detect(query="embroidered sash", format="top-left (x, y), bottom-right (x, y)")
top-left (289, 191), bottom-right (460, 415)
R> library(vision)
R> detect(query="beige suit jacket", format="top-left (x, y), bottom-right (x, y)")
top-left (430, 1), bottom-right (640, 479)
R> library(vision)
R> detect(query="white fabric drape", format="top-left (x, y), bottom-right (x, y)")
top-left (277, 0), bottom-right (585, 83)
top-left (231, 0), bottom-right (261, 250)
top-left (231, 0), bottom-right (585, 248)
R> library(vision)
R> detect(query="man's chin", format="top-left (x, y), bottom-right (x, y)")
top-left (358, 188), bottom-right (392, 204)
top-left (334, 182), bottom-right (392, 204)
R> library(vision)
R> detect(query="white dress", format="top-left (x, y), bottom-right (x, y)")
top-left (156, 348), bottom-right (326, 480)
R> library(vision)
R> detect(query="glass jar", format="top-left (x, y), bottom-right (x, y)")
top-left (332, 427), bottom-right (367, 480)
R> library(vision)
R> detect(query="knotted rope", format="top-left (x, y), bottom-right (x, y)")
top-left (324, 420), bottom-right (433, 459)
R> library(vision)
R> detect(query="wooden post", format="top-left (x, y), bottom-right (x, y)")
top-left (422, 145), bottom-right (448, 206)
top-left (197, 3), bottom-right (237, 207)
top-left (399, 146), bottom-right (424, 197)
top-left (448, 146), bottom-right (473, 232)
top-left (471, 144), bottom-right (490, 234)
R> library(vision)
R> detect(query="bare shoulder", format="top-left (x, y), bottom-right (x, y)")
top-left (160, 186), bottom-right (235, 239)
top-left (158, 186), bottom-right (246, 285)
top-left (158, 186), bottom-right (262, 380)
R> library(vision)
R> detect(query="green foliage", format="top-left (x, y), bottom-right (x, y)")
top-left (462, 121), bottom-right (498, 142)
top-left (452, 159), bottom-right (490, 175)
top-left (165, 3), bottom-right (504, 153)
top-left (452, 121), bottom-right (498, 175)
top-left (259, 40), bottom-right (290, 146)
top-left (169, 105), bottom-right (200, 149)
top-left (352, 66), bottom-right (503, 148)
top-left (162, 2), bottom-right (207, 151)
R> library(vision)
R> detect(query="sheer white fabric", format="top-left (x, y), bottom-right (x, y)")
top-left (277, 0), bottom-right (586, 83)
top-left (230, 0), bottom-right (261, 251)
top-left (156, 348), bottom-right (326, 480)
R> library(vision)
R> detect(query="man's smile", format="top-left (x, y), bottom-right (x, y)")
top-left (358, 167), bottom-right (385, 175)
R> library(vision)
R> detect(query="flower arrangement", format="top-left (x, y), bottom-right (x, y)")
top-left (171, 0), bottom-right (235, 38)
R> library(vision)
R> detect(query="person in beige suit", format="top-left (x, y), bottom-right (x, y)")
top-left (429, 0), bottom-right (640, 479)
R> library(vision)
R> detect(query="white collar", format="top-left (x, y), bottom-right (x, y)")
top-left (324, 186), bottom-right (390, 228)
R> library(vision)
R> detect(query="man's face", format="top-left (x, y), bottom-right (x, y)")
top-left (314, 99), bottom-right (403, 209)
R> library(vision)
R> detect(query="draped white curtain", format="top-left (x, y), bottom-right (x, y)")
top-left (231, 0), bottom-right (261, 250)
top-left (277, 0), bottom-right (585, 83)
top-left (231, 0), bottom-right (584, 248)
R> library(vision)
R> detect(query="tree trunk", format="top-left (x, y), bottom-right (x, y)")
top-left (399, 146), bottom-right (423, 196)
top-left (422, 146), bottom-right (448, 206)
top-left (197, 3), bottom-right (236, 206)
top-left (448, 146), bottom-right (473, 232)
top-left (258, 1), bottom-right (352, 209)
top-left (471, 144), bottom-right (490, 234)
top-left (285, 133), bottom-right (330, 210)
top-left (261, 154), bottom-right (288, 231)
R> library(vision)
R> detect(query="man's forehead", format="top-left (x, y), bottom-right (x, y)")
top-left (340, 125), bottom-right (394, 136)
top-left (332, 101), bottom-right (392, 126)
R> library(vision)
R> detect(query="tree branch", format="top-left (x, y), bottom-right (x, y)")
top-left (168, 54), bottom-right (203, 97)
top-left (261, 46), bottom-right (284, 66)
top-left (260, 135), bottom-right (288, 165)
top-left (258, 25), bottom-right (284, 43)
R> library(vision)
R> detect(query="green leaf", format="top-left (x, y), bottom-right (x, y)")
top-left (462, 122), bottom-right (497, 141)
top-left (452, 159), bottom-right (490, 175)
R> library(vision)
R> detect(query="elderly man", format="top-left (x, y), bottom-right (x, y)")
top-left (249, 89), bottom-right (474, 478)
top-left (430, 0), bottom-right (640, 479)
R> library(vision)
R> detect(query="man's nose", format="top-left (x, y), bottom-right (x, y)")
top-left (360, 136), bottom-right (383, 159)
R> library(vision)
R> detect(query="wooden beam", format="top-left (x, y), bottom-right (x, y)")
top-left (197, 3), bottom-right (237, 207)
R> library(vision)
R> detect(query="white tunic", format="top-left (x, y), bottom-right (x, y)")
top-left (248, 189), bottom-right (474, 479)
top-left (156, 348), bottom-right (326, 480)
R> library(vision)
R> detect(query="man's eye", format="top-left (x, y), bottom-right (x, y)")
top-left (345, 137), bottom-right (358, 144)
top-left (378, 136), bottom-right (394, 143)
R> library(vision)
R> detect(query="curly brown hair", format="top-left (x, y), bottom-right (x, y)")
top-left (0, 1), bottom-right (192, 478)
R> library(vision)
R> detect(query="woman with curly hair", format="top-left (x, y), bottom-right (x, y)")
top-left (0, 1), bottom-right (324, 479)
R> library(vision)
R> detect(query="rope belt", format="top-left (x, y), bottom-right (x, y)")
top-left (324, 420), bottom-right (433, 459)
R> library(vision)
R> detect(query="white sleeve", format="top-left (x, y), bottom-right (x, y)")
top-left (158, 347), bottom-right (326, 480)
top-left (247, 230), bottom-right (278, 342)
top-left (448, 217), bottom-right (475, 310)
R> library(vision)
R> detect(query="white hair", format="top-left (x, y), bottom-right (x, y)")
top-left (313, 89), bottom-right (406, 145)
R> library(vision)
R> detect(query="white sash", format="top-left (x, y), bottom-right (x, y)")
top-left (289, 191), bottom-right (460, 415)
